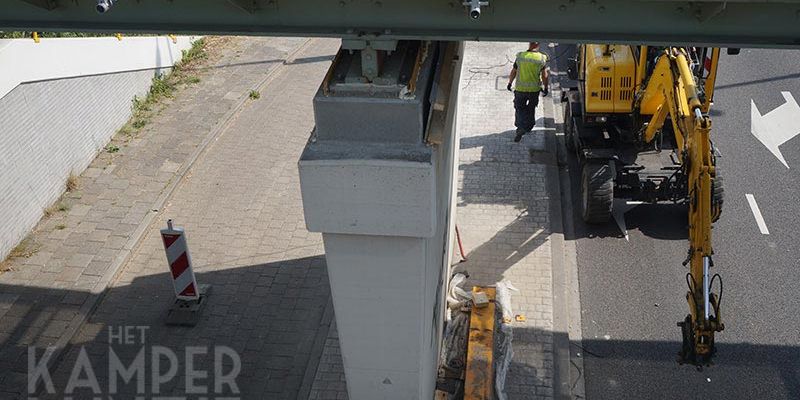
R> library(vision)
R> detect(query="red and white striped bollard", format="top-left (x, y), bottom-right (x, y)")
top-left (160, 219), bottom-right (200, 301)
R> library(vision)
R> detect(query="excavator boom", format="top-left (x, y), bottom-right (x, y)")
top-left (636, 48), bottom-right (724, 364)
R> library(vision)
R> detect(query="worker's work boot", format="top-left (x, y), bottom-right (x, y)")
top-left (514, 128), bottom-right (524, 142)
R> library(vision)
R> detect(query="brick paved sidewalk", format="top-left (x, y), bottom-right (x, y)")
top-left (0, 36), bottom-right (339, 399)
top-left (456, 41), bottom-right (556, 399)
top-left (42, 38), bottom-right (340, 399)
top-left (308, 41), bottom-right (559, 399)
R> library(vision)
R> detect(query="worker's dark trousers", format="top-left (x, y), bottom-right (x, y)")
top-left (514, 90), bottom-right (540, 132)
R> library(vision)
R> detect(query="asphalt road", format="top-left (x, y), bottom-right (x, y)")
top-left (568, 48), bottom-right (800, 399)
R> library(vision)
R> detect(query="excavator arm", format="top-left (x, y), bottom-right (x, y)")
top-left (637, 48), bottom-right (724, 365)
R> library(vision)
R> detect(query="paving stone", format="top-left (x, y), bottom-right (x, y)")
top-left (65, 253), bottom-right (94, 269)
top-left (455, 41), bottom-right (555, 399)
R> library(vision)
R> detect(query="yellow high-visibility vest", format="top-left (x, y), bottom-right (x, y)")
top-left (515, 51), bottom-right (547, 92)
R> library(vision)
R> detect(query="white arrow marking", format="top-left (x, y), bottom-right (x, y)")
top-left (745, 194), bottom-right (770, 235)
top-left (751, 91), bottom-right (800, 169)
top-left (612, 199), bottom-right (644, 241)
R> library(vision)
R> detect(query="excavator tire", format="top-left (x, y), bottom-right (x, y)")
top-left (581, 161), bottom-right (614, 224)
top-left (711, 173), bottom-right (724, 222)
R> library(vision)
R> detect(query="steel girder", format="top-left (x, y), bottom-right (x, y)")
top-left (4, 0), bottom-right (800, 47)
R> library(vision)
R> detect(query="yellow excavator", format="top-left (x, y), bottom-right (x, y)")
top-left (562, 44), bottom-right (729, 365)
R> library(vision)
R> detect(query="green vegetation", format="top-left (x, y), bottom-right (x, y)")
top-left (105, 144), bottom-right (120, 153)
top-left (8, 237), bottom-right (39, 259)
top-left (66, 173), bottom-right (79, 191)
top-left (43, 200), bottom-right (69, 217)
top-left (1, 236), bottom-right (40, 271)
top-left (117, 38), bottom-right (208, 138)
top-left (249, 90), bottom-right (261, 100)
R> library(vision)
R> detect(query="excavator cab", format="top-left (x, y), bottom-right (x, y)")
top-left (563, 44), bottom-right (722, 222)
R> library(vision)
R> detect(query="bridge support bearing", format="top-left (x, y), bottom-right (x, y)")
top-left (299, 41), bottom-right (463, 399)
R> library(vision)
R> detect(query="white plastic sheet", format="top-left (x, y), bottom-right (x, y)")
top-left (494, 280), bottom-right (518, 400)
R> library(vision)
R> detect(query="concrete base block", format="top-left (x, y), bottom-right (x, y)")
top-left (164, 284), bottom-right (211, 327)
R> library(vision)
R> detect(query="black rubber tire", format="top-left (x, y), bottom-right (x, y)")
top-left (564, 103), bottom-right (577, 152)
top-left (581, 161), bottom-right (614, 224)
top-left (711, 172), bottom-right (724, 222)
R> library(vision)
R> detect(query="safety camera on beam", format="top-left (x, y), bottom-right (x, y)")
top-left (463, 0), bottom-right (489, 20)
top-left (96, 0), bottom-right (114, 14)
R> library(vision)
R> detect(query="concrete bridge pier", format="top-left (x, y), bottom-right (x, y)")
top-left (299, 41), bottom-right (463, 399)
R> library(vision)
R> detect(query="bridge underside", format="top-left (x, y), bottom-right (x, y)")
top-left (5, 0), bottom-right (800, 47)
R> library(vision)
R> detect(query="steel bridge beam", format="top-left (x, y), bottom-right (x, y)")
top-left (3, 0), bottom-right (800, 47)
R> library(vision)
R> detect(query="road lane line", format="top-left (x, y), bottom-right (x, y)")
top-left (745, 194), bottom-right (770, 235)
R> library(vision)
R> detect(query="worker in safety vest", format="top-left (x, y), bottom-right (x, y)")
top-left (507, 42), bottom-right (549, 142)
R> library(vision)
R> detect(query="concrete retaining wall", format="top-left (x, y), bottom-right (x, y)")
top-left (0, 36), bottom-right (196, 260)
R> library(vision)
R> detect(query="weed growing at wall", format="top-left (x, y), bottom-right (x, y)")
top-left (66, 173), bottom-right (79, 192)
top-left (117, 38), bottom-right (208, 140)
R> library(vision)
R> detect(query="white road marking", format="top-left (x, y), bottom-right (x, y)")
top-left (751, 91), bottom-right (800, 169)
top-left (745, 194), bottom-right (770, 235)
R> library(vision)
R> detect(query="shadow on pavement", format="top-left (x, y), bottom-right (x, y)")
top-left (562, 138), bottom-right (691, 242)
top-left (197, 54), bottom-right (335, 71)
top-left (456, 128), bottom-right (555, 285)
top-left (2, 255), bottom-right (331, 400)
top-left (577, 335), bottom-right (800, 400)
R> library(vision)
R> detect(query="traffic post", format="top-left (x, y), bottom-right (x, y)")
top-left (160, 219), bottom-right (211, 326)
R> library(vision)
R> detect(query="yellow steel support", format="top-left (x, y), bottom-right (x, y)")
top-left (465, 287), bottom-right (495, 400)
top-left (702, 48), bottom-right (721, 113)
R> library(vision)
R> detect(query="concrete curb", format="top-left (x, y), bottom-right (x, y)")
top-left (39, 37), bottom-right (317, 387)
top-left (554, 89), bottom-right (587, 400)
top-left (545, 87), bottom-right (586, 400)
top-left (543, 90), bottom-right (571, 400)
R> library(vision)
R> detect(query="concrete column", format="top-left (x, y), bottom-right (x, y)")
top-left (299, 41), bottom-right (463, 399)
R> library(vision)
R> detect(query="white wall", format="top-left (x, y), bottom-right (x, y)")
top-left (0, 36), bottom-right (197, 99)
top-left (0, 36), bottom-right (197, 260)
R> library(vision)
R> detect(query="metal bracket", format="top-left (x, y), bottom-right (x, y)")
top-left (341, 39), bottom-right (398, 82)
top-left (462, 0), bottom-right (489, 20)
top-left (21, 0), bottom-right (58, 10)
